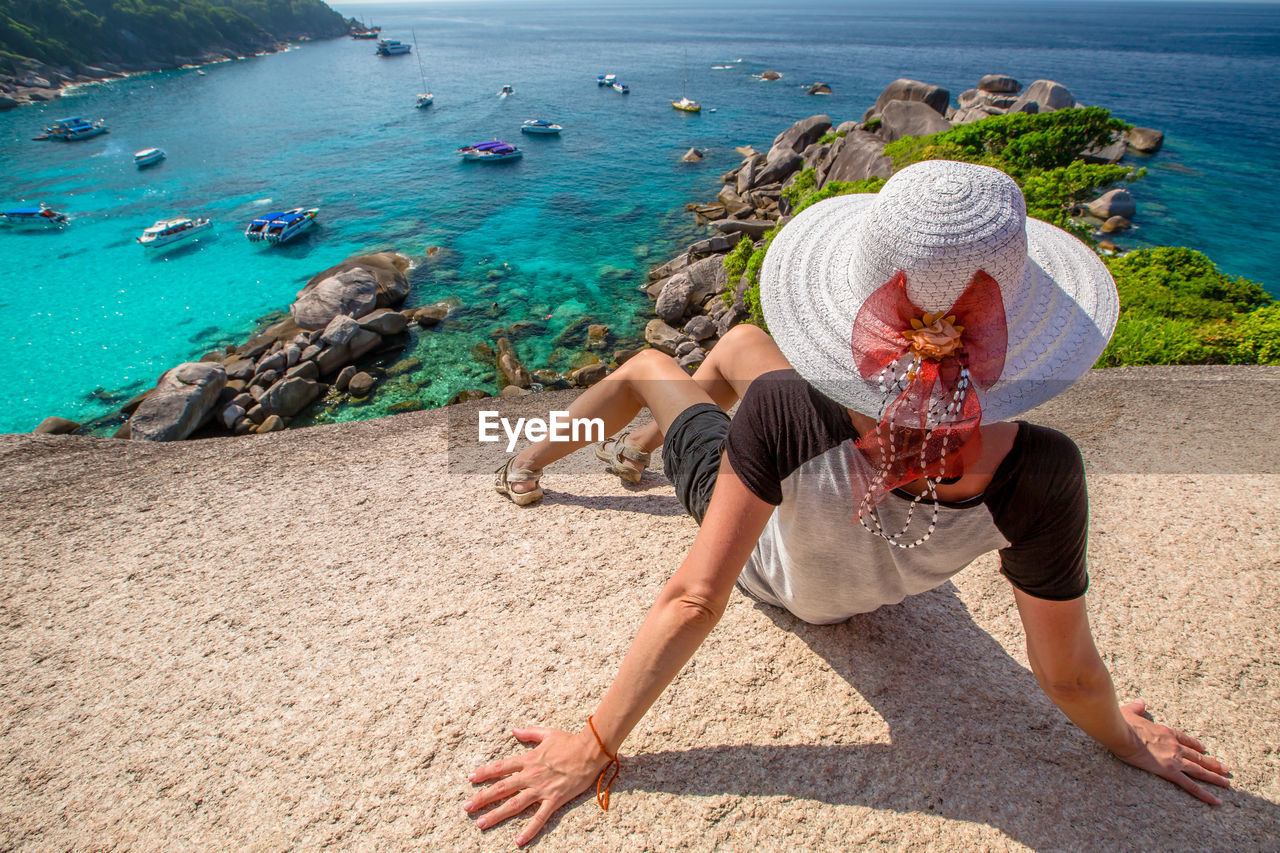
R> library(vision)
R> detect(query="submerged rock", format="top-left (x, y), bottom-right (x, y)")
top-left (1125, 126), bottom-right (1165, 154)
top-left (34, 416), bottom-right (80, 435)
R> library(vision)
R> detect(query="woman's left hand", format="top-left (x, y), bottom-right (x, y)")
top-left (465, 726), bottom-right (610, 847)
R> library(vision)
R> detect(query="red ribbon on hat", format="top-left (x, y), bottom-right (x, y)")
top-left (851, 269), bottom-right (1008, 496)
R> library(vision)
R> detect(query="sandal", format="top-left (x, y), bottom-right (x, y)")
top-left (595, 432), bottom-right (651, 484)
top-left (495, 457), bottom-right (544, 506)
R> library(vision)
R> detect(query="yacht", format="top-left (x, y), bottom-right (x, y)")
top-left (456, 140), bottom-right (523, 162)
top-left (672, 52), bottom-right (701, 112)
top-left (375, 39), bottom-right (411, 56)
top-left (134, 147), bottom-right (166, 168)
top-left (244, 208), bottom-right (319, 244)
top-left (672, 96), bottom-right (701, 113)
top-left (40, 117), bottom-right (108, 141)
top-left (137, 217), bottom-right (211, 248)
top-left (412, 28), bottom-right (432, 108)
top-left (0, 205), bottom-right (68, 228)
top-left (520, 119), bottom-right (562, 135)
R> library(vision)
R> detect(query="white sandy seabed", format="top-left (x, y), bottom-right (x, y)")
top-left (1, 366), bottom-right (1278, 850)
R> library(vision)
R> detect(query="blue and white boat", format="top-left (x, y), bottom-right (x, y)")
top-left (244, 208), bottom-right (319, 244)
top-left (596, 74), bottom-right (616, 87)
top-left (612, 81), bottom-right (630, 94)
top-left (134, 147), bottom-right (166, 168)
top-left (39, 116), bottom-right (108, 141)
top-left (456, 140), bottom-right (523, 162)
top-left (0, 205), bottom-right (68, 229)
top-left (375, 39), bottom-right (411, 56)
top-left (520, 119), bottom-right (562, 135)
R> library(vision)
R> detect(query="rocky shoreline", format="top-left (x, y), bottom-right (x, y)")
top-left (32, 73), bottom-right (1164, 442)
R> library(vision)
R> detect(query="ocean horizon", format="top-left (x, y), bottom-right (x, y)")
top-left (2, 0), bottom-right (1277, 434)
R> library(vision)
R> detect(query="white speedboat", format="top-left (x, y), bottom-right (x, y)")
top-left (456, 140), bottom-right (523, 162)
top-left (137, 216), bottom-right (211, 247)
top-left (498, 84), bottom-right (514, 97)
top-left (244, 208), bottom-right (319, 244)
top-left (0, 205), bottom-right (68, 229)
top-left (134, 147), bottom-right (166, 168)
top-left (612, 82), bottom-right (630, 94)
top-left (521, 119), bottom-right (562, 135)
top-left (375, 39), bottom-right (411, 56)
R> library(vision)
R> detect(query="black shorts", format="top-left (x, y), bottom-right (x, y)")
top-left (662, 403), bottom-right (730, 524)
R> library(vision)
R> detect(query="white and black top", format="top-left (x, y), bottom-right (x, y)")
top-left (725, 370), bottom-right (1089, 625)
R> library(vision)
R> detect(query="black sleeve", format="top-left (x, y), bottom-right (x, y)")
top-left (724, 369), bottom-right (859, 506)
top-left (986, 424), bottom-right (1090, 600)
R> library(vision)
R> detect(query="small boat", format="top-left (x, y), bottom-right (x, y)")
top-left (596, 74), bottom-right (616, 86)
top-left (195, 69), bottom-right (207, 76)
top-left (137, 216), bottom-right (211, 248)
top-left (412, 28), bottom-right (432, 108)
top-left (612, 82), bottom-right (629, 94)
top-left (244, 208), bottom-right (319, 244)
top-left (456, 140), bottom-right (523, 162)
top-left (521, 119), bottom-right (562, 135)
top-left (498, 84), bottom-right (514, 97)
top-left (672, 52), bottom-right (701, 112)
top-left (39, 116), bottom-right (108, 141)
top-left (134, 147), bottom-right (166, 168)
top-left (376, 39), bottom-right (411, 56)
top-left (0, 205), bottom-right (68, 229)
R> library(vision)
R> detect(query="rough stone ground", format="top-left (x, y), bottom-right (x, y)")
top-left (1, 366), bottom-right (1277, 851)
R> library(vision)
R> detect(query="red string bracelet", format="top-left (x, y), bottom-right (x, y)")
top-left (587, 715), bottom-right (620, 810)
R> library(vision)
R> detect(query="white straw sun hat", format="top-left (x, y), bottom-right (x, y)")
top-left (761, 159), bottom-right (1119, 424)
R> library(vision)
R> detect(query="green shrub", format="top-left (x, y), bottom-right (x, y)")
top-left (1106, 247), bottom-right (1271, 322)
top-left (863, 117), bottom-right (881, 132)
top-left (722, 235), bottom-right (754, 284)
top-left (816, 129), bottom-right (849, 145)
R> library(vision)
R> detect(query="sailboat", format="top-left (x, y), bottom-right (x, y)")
top-left (672, 50), bottom-right (701, 112)
top-left (413, 28), bottom-right (433, 108)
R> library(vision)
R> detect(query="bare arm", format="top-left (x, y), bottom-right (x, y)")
top-left (466, 457), bottom-right (775, 845)
top-left (1012, 587), bottom-right (1231, 804)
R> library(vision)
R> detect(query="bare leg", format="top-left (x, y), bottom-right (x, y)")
top-left (506, 325), bottom-right (791, 494)
top-left (623, 324), bottom-right (792, 454)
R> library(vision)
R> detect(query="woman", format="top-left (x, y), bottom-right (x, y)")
top-left (475, 161), bottom-right (1231, 845)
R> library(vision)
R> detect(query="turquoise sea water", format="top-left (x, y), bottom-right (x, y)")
top-left (1, 0), bottom-right (1277, 434)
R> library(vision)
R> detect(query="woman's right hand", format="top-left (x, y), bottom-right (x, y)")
top-left (465, 726), bottom-right (611, 847)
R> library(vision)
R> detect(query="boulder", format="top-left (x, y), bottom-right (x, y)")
top-left (499, 385), bottom-right (532, 398)
top-left (681, 147), bottom-right (704, 162)
top-left (717, 185), bottom-right (755, 218)
top-left (819, 130), bottom-right (892, 186)
top-left (677, 347), bottom-right (707, 369)
top-left (256, 415), bottom-right (285, 434)
top-left (259, 377), bottom-right (321, 418)
top-left (290, 267), bottom-right (378, 330)
top-left (531, 369), bottom-right (567, 388)
top-left (958, 89), bottom-right (984, 110)
top-left (1101, 215), bottom-right (1132, 233)
top-left (977, 74), bottom-right (1021, 94)
top-left (300, 344), bottom-right (321, 362)
top-left (236, 334), bottom-right (275, 360)
top-left (687, 233), bottom-right (740, 255)
top-left (760, 70), bottom-right (781, 81)
top-left (220, 404), bottom-right (245, 430)
top-left (0, 95), bottom-right (20, 110)
top-left (808, 82), bottom-right (832, 96)
top-left (770, 115), bottom-right (832, 158)
top-left (683, 315), bottom-right (716, 341)
top-left (879, 99), bottom-right (952, 143)
top-left (864, 78), bottom-right (950, 121)
top-left (130, 362), bottom-right (227, 442)
top-left (414, 303), bottom-right (451, 327)
top-left (334, 365), bottom-right (357, 392)
top-left (285, 360), bottom-right (320, 381)
top-left (299, 252), bottom-right (411, 311)
top-left (675, 340), bottom-right (699, 357)
top-left (736, 153), bottom-right (765, 194)
top-left (315, 344), bottom-right (350, 376)
top-left (587, 324), bottom-right (610, 349)
top-left (710, 218), bottom-right (775, 240)
top-left (655, 273), bottom-right (697, 323)
top-left (231, 393), bottom-right (254, 410)
top-left (34, 416), bottom-right (80, 435)
top-left (1086, 188), bottom-right (1136, 220)
top-left (648, 252), bottom-right (693, 281)
top-left (950, 107), bottom-right (988, 125)
top-left (495, 338), bottom-right (532, 388)
top-left (753, 151), bottom-right (804, 187)
top-left (448, 389), bottom-right (490, 405)
top-left (612, 347), bottom-right (646, 366)
top-left (1009, 79), bottom-right (1075, 114)
top-left (255, 350), bottom-right (287, 376)
top-left (321, 314), bottom-right (362, 346)
top-left (684, 255), bottom-right (730, 307)
top-left (716, 302), bottom-right (749, 337)
top-left (347, 328), bottom-right (382, 361)
top-left (1125, 127), bottom-right (1164, 154)
top-left (644, 319), bottom-right (685, 356)
top-left (347, 372), bottom-right (377, 398)
top-left (570, 363), bottom-right (608, 388)
top-left (254, 369), bottom-right (281, 389)
top-left (357, 308), bottom-right (409, 336)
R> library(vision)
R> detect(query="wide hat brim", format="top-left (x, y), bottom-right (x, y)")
top-left (761, 192), bottom-right (1119, 423)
